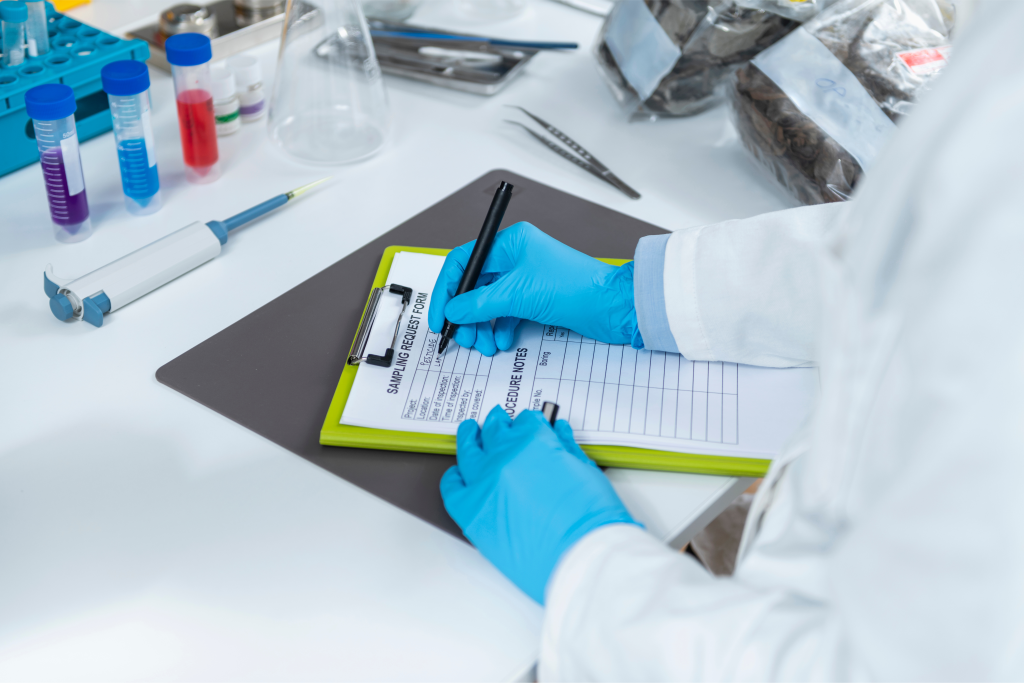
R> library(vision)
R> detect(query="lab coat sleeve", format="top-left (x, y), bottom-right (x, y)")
top-left (539, 523), bottom-right (844, 682)
top-left (633, 202), bottom-right (850, 366)
top-left (542, 5), bottom-right (1024, 681)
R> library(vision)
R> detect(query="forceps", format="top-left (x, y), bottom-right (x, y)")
top-left (504, 106), bottom-right (641, 200)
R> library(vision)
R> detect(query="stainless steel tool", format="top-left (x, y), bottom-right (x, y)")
top-left (128, 0), bottom-right (319, 71)
top-left (505, 105), bottom-right (641, 200)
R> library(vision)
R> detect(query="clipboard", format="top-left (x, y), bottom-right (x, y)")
top-left (320, 246), bottom-right (772, 478)
top-left (157, 169), bottom-right (761, 537)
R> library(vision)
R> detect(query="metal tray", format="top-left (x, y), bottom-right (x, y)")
top-left (127, 0), bottom-right (319, 71)
top-left (318, 22), bottom-right (538, 96)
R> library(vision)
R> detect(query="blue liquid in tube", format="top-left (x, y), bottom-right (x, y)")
top-left (117, 137), bottom-right (161, 206)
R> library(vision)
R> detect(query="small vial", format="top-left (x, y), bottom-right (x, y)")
top-left (211, 67), bottom-right (241, 136)
top-left (25, 84), bottom-right (92, 243)
top-left (165, 33), bottom-right (220, 184)
top-left (101, 60), bottom-right (162, 215)
top-left (1, 0), bottom-right (27, 68)
top-left (228, 55), bottom-right (266, 122)
top-left (24, 0), bottom-right (47, 56)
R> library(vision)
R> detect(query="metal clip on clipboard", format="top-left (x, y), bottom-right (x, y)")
top-left (348, 284), bottom-right (413, 368)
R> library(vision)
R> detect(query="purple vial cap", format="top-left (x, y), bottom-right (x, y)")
top-left (101, 60), bottom-right (151, 96)
top-left (25, 83), bottom-right (76, 121)
top-left (165, 33), bottom-right (212, 67)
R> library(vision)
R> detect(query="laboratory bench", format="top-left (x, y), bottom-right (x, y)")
top-left (0, 0), bottom-right (791, 679)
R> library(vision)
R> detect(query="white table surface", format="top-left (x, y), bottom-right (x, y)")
top-left (0, 1), bottom-right (789, 679)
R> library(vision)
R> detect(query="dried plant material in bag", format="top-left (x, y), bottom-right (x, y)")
top-left (731, 0), bottom-right (954, 204)
top-left (595, 0), bottom-right (821, 119)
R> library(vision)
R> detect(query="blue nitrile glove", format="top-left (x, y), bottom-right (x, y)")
top-left (441, 406), bottom-right (639, 603)
top-left (428, 222), bottom-right (642, 355)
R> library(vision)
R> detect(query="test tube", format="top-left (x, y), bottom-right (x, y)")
top-left (228, 55), bottom-right (266, 122)
top-left (164, 33), bottom-right (220, 184)
top-left (25, 84), bottom-right (92, 243)
top-left (101, 60), bottom-right (162, 215)
top-left (24, 0), bottom-right (48, 56)
top-left (211, 67), bottom-right (241, 136)
top-left (1, 0), bottom-right (27, 68)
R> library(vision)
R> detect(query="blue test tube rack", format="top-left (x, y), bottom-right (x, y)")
top-left (0, 3), bottom-right (149, 178)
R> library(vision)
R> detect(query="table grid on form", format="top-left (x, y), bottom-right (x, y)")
top-left (402, 329), bottom-right (494, 424)
top-left (401, 324), bottom-right (738, 445)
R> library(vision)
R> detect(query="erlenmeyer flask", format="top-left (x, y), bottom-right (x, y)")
top-left (268, 0), bottom-right (389, 164)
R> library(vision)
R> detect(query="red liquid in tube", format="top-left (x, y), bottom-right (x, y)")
top-left (176, 89), bottom-right (219, 170)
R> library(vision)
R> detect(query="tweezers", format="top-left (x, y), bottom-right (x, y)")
top-left (504, 106), bottom-right (641, 200)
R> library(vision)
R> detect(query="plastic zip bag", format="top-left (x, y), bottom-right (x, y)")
top-left (731, 0), bottom-right (955, 204)
top-left (595, 0), bottom-right (827, 119)
top-left (735, 0), bottom-right (829, 21)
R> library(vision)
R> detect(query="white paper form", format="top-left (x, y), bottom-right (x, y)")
top-left (340, 252), bottom-right (818, 460)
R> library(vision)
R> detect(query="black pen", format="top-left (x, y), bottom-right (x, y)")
top-left (438, 181), bottom-right (514, 355)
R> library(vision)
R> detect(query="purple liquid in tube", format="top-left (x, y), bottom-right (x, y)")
top-left (40, 148), bottom-right (90, 233)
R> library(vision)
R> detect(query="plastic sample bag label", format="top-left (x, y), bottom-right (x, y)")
top-left (752, 27), bottom-right (895, 171)
top-left (603, 0), bottom-right (682, 102)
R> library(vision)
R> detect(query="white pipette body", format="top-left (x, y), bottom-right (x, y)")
top-left (44, 178), bottom-right (328, 327)
top-left (45, 222), bottom-right (222, 326)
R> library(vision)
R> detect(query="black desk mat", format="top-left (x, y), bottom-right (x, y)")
top-left (156, 170), bottom-right (668, 537)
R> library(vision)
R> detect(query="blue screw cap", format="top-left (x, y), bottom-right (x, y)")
top-left (0, 1), bottom-right (28, 22)
top-left (101, 60), bottom-right (151, 96)
top-left (164, 33), bottom-right (212, 67)
top-left (25, 83), bottom-right (76, 121)
top-left (49, 293), bottom-right (73, 321)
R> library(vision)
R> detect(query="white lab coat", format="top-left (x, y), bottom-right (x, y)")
top-left (539, 3), bottom-right (1024, 680)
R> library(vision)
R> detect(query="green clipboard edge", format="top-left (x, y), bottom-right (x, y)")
top-left (319, 246), bottom-right (771, 478)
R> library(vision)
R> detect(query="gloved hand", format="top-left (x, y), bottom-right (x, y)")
top-left (428, 222), bottom-right (642, 355)
top-left (441, 406), bottom-right (639, 603)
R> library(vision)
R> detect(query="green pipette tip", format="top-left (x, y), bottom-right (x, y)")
top-left (287, 177), bottom-right (332, 201)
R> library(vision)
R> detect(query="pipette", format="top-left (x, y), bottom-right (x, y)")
top-left (43, 178), bottom-right (330, 328)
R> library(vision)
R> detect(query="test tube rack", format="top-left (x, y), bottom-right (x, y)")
top-left (0, 3), bottom-right (149, 178)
